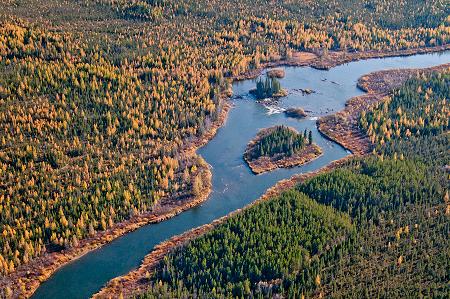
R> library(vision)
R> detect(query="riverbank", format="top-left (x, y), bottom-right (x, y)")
top-left (92, 156), bottom-right (354, 299)
top-left (317, 63), bottom-right (450, 155)
top-left (3, 46), bottom-right (449, 298)
top-left (0, 160), bottom-right (213, 299)
top-left (244, 127), bottom-right (323, 174)
top-left (0, 100), bottom-right (232, 299)
top-left (234, 44), bottom-right (450, 81)
top-left (93, 59), bottom-right (450, 298)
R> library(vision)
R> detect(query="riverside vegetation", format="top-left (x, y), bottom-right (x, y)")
top-left (0, 0), bottom-right (449, 293)
top-left (135, 71), bottom-right (449, 297)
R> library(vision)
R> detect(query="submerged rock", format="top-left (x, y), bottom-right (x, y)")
top-left (292, 88), bottom-right (316, 95)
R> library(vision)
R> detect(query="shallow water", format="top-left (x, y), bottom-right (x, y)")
top-left (32, 51), bottom-right (450, 299)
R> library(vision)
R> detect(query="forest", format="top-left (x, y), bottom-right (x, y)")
top-left (0, 0), bottom-right (449, 280)
top-left (0, 21), bottom-right (215, 274)
top-left (137, 71), bottom-right (450, 298)
top-left (245, 126), bottom-right (312, 161)
top-left (360, 72), bottom-right (449, 147)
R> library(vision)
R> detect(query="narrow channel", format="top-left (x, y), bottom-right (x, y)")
top-left (32, 51), bottom-right (450, 299)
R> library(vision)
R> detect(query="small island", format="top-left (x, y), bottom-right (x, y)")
top-left (244, 125), bottom-right (323, 174)
top-left (249, 76), bottom-right (288, 99)
top-left (284, 107), bottom-right (308, 118)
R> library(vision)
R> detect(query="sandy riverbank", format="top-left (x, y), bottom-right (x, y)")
top-left (234, 44), bottom-right (450, 81)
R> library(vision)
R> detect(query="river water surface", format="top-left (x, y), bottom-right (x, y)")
top-left (32, 51), bottom-right (450, 299)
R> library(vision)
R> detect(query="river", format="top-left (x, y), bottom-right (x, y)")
top-left (32, 51), bottom-right (450, 299)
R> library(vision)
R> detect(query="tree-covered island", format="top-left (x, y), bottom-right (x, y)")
top-left (250, 76), bottom-right (288, 100)
top-left (244, 126), bottom-right (322, 174)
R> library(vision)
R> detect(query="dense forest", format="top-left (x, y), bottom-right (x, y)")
top-left (138, 71), bottom-right (450, 297)
top-left (360, 72), bottom-right (449, 147)
top-left (145, 190), bottom-right (353, 297)
top-left (0, 0), bottom-right (449, 277)
top-left (0, 22), bottom-right (215, 274)
top-left (245, 126), bottom-right (312, 161)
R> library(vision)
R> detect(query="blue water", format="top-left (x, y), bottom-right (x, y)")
top-left (32, 51), bottom-right (450, 299)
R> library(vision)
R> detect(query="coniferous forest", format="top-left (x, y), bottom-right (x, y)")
top-left (139, 71), bottom-right (450, 298)
top-left (360, 72), bottom-right (449, 146)
top-left (0, 0), bottom-right (449, 295)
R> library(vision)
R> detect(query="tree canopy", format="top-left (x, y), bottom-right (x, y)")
top-left (0, 0), bottom-right (449, 278)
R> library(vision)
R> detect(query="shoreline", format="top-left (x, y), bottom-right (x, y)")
top-left (317, 63), bottom-right (450, 155)
top-left (0, 161), bottom-right (215, 299)
top-left (92, 156), bottom-right (354, 298)
top-left (2, 45), bottom-right (449, 298)
top-left (93, 58), bottom-right (450, 298)
top-left (233, 44), bottom-right (450, 81)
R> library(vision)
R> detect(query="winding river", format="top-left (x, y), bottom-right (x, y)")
top-left (32, 51), bottom-right (450, 299)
